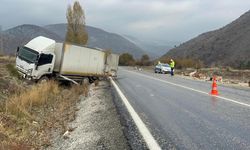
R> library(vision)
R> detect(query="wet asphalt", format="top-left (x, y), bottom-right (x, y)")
top-left (115, 68), bottom-right (250, 150)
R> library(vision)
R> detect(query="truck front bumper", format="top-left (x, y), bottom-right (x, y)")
top-left (16, 68), bottom-right (33, 80)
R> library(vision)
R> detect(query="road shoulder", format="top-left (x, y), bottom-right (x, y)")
top-left (48, 81), bottom-right (129, 150)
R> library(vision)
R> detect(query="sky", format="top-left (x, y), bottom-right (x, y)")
top-left (0, 0), bottom-right (250, 44)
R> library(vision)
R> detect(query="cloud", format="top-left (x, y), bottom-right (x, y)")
top-left (0, 0), bottom-right (250, 43)
top-left (0, 0), bottom-right (68, 28)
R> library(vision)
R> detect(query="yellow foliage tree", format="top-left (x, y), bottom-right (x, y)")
top-left (66, 1), bottom-right (88, 45)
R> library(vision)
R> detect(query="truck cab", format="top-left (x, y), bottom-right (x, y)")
top-left (16, 36), bottom-right (56, 80)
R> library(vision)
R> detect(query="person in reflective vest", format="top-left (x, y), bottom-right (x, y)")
top-left (170, 59), bottom-right (175, 76)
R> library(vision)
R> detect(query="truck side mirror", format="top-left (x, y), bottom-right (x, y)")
top-left (35, 60), bottom-right (39, 70)
top-left (16, 47), bottom-right (20, 57)
top-left (35, 65), bottom-right (38, 70)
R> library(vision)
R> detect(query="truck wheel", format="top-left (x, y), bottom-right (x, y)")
top-left (80, 78), bottom-right (89, 85)
top-left (38, 76), bottom-right (49, 83)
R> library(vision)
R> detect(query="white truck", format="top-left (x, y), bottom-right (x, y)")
top-left (16, 36), bottom-right (119, 83)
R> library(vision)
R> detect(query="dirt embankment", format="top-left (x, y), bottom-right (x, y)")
top-left (0, 56), bottom-right (20, 101)
top-left (0, 56), bottom-right (129, 149)
top-left (139, 66), bottom-right (250, 88)
top-left (0, 56), bottom-right (96, 149)
top-left (177, 68), bottom-right (250, 88)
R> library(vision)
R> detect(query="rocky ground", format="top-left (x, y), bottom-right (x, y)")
top-left (0, 56), bottom-right (22, 101)
top-left (138, 66), bottom-right (250, 89)
top-left (48, 81), bottom-right (130, 150)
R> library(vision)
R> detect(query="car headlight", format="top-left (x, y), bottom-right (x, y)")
top-left (27, 69), bottom-right (33, 75)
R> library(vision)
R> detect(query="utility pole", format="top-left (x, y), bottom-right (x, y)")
top-left (0, 25), bottom-right (3, 55)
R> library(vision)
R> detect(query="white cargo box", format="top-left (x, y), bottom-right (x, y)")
top-left (53, 43), bottom-right (119, 77)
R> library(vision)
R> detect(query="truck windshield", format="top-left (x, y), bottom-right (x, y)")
top-left (18, 47), bottom-right (39, 63)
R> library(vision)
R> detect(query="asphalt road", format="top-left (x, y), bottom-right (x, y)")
top-left (115, 67), bottom-right (250, 150)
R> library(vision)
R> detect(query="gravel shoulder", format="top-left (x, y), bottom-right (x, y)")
top-left (48, 81), bottom-right (129, 150)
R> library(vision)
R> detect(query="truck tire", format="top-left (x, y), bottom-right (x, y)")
top-left (80, 78), bottom-right (89, 85)
top-left (88, 77), bottom-right (95, 84)
top-left (38, 76), bottom-right (49, 83)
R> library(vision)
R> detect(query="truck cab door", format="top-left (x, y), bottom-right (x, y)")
top-left (34, 53), bottom-right (55, 79)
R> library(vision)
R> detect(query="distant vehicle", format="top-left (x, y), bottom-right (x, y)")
top-left (154, 64), bottom-right (171, 74)
top-left (16, 36), bottom-right (119, 84)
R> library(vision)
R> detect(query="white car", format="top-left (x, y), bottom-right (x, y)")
top-left (154, 64), bottom-right (171, 74)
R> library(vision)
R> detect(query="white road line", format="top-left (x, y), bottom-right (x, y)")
top-left (123, 69), bottom-right (250, 108)
top-left (110, 78), bottom-right (161, 150)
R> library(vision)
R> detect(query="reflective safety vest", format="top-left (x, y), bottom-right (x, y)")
top-left (170, 61), bottom-right (175, 68)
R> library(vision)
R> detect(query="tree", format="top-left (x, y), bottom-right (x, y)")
top-left (238, 60), bottom-right (246, 69)
top-left (119, 53), bottom-right (135, 66)
top-left (246, 61), bottom-right (250, 69)
top-left (140, 54), bottom-right (150, 66)
top-left (66, 1), bottom-right (88, 45)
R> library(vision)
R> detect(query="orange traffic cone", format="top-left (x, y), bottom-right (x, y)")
top-left (211, 76), bottom-right (219, 95)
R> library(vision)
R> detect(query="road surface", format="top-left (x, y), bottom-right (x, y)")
top-left (115, 67), bottom-right (250, 150)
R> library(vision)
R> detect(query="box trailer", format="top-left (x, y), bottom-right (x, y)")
top-left (16, 36), bottom-right (119, 83)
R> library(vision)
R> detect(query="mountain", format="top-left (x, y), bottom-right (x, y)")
top-left (0, 33), bottom-right (13, 54)
top-left (1, 24), bottom-right (147, 58)
top-left (44, 24), bottom-right (146, 58)
top-left (123, 34), bottom-right (172, 59)
top-left (1, 24), bottom-right (63, 55)
top-left (163, 10), bottom-right (250, 68)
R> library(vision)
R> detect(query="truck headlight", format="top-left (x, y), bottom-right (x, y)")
top-left (27, 69), bottom-right (33, 75)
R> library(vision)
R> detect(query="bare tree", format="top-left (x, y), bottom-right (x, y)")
top-left (66, 1), bottom-right (88, 45)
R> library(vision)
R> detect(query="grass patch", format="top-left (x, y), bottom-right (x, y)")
top-left (6, 63), bottom-right (20, 79)
top-left (6, 81), bottom-right (60, 118)
top-left (0, 81), bottom-right (89, 149)
top-left (0, 56), bottom-right (15, 62)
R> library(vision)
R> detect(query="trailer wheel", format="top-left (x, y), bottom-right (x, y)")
top-left (38, 76), bottom-right (49, 83)
top-left (88, 77), bottom-right (95, 84)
